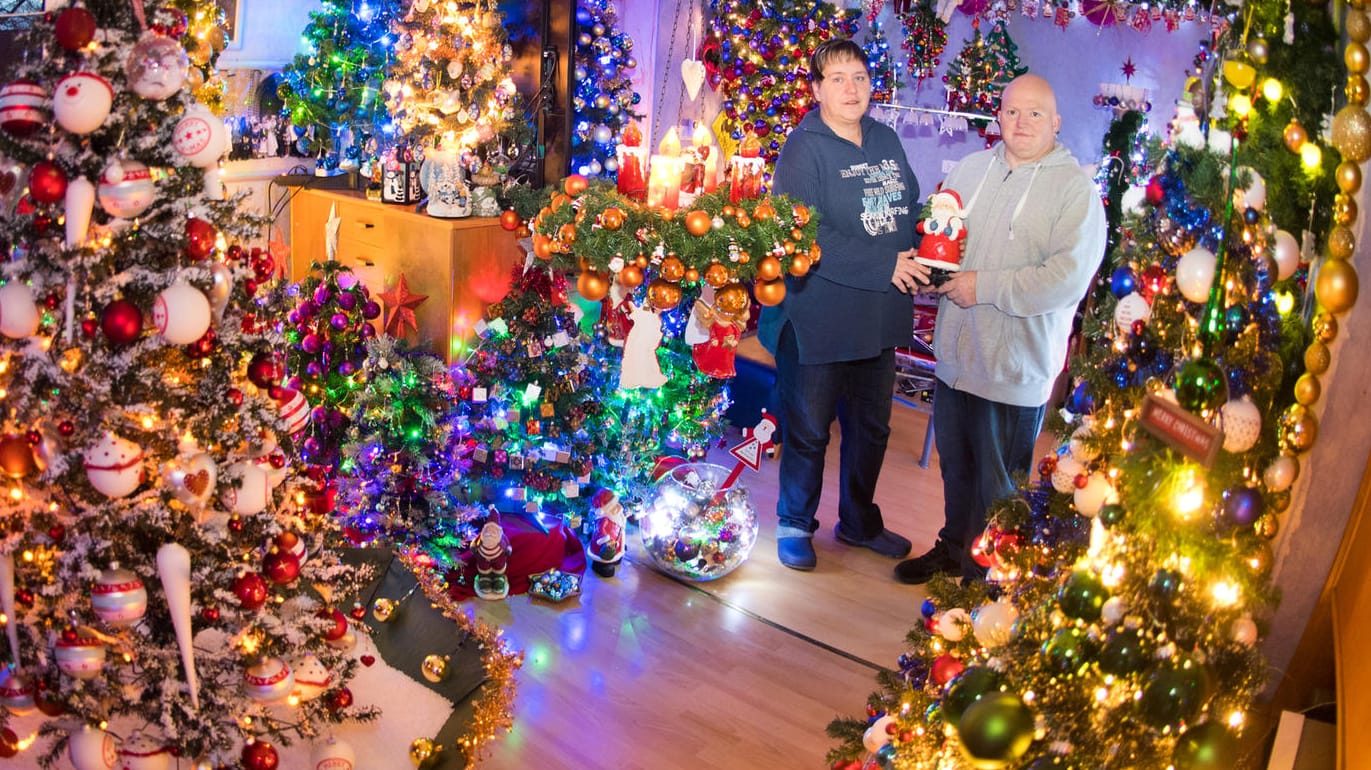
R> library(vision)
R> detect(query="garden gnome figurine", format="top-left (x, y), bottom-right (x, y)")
top-left (588, 488), bottom-right (627, 578)
top-left (473, 509), bottom-right (512, 600)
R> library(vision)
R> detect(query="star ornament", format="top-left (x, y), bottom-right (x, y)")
top-left (378, 273), bottom-right (428, 338)
top-left (1121, 57), bottom-right (1137, 82)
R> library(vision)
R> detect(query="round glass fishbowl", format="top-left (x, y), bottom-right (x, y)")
top-left (638, 462), bottom-right (760, 581)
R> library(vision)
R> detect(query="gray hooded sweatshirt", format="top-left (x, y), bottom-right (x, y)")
top-left (932, 141), bottom-right (1107, 408)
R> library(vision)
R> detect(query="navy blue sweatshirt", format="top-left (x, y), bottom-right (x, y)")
top-left (758, 110), bottom-right (920, 364)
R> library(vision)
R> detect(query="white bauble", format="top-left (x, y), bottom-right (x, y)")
top-left (84, 432), bottom-right (144, 498)
top-left (172, 104), bottom-right (228, 168)
top-left (291, 653), bottom-right (332, 702)
top-left (152, 280), bottom-right (211, 344)
top-left (1206, 127), bottom-right (1234, 155)
top-left (54, 627), bottom-right (107, 679)
top-left (116, 732), bottom-right (171, 770)
top-left (278, 389), bottom-right (310, 435)
top-left (1114, 292), bottom-right (1151, 335)
top-left (1120, 184), bottom-right (1147, 214)
top-left (0, 665), bottom-right (35, 715)
top-left (1074, 472), bottom-right (1118, 518)
top-left (310, 737), bottom-right (356, 770)
top-left (1101, 595), bottom-right (1129, 626)
top-left (68, 724), bottom-right (119, 770)
top-left (1263, 454), bottom-right (1299, 492)
top-left (0, 281), bottom-right (40, 338)
top-left (124, 35), bottom-right (189, 101)
top-left (1175, 246), bottom-right (1217, 303)
top-left (243, 656), bottom-right (294, 703)
top-left (1231, 614), bottom-right (1259, 646)
top-left (1069, 422), bottom-right (1098, 464)
top-left (1236, 166), bottom-right (1266, 211)
top-left (936, 607), bottom-right (971, 642)
top-left (98, 159), bottom-right (156, 219)
top-left (863, 714), bottom-right (896, 754)
top-left (222, 460), bottom-right (272, 515)
top-left (1051, 454), bottom-right (1084, 494)
top-left (971, 601), bottom-right (1018, 648)
top-left (91, 564), bottom-right (148, 626)
top-left (163, 451), bottom-right (217, 507)
top-left (1220, 397), bottom-right (1262, 453)
top-left (52, 71), bottom-right (113, 134)
top-left (1273, 229), bottom-right (1300, 281)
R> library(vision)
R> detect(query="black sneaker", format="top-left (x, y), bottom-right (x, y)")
top-left (894, 541), bottom-right (960, 585)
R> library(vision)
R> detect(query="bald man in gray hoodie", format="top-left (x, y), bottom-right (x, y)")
top-left (896, 74), bottom-right (1107, 585)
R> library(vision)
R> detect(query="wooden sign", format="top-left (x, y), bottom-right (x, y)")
top-left (1138, 393), bottom-right (1223, 468)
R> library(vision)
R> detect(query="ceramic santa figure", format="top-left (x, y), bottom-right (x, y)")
top-left (915, 189), bottom-right (967, 281)
top-left (588, 488), bottom-right (626, 578)
top-left (473, 510), bottom-right (512, 600)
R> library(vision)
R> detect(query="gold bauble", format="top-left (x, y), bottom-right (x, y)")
top-left (1268, 490), bottom-right (1292, 514)
top-left (1348, 42), bottom-right (1371, 74)
top-left (715, 283), bottom-right (750, 315)
top-left (1254, 514), bottom-right (1281, 540)
top-left (753, 278), bottom-right (787, 307)
top-left (647, 278), bottom-right (682, 310)
top-left (1248, 37), bottom-right (1271, 65)
top-left (1334, 193), bottom-right (1359, 226)
top-left (1278, 404), bottom-right (1318, 454)
top-left (1315, 257), bottom-right (1359, 313)
top-left (0, 436), bottom-right (37, 478)
top-left (659, 255), bottom-right (686, 282)
top-left (1305, 341), bottom-right (1331, 375)
top-left (1333, 105), bottom-right (1371, 162)
top-left (1337, 161), bottom-right (1363, 194)
top-left (617, 264), bottom-right (644, 289)
top-left (704, 263), bottom-right (730, 288)
top-left (1222, 59), bottom-right (1257, 90)
top-left (1294, 372), bottom-right (1321, 406)
top-left (1350, 9), bottom-right (1371, 42)
top-left (1245, 541), bottom-right (1275, 575)
top-left (576, 270), bottom-right (610, 302)
top-left (1350, 74), bottom-right (1371, 107)
top-left (789, 254), bottom-right (812, 277)
top-left (372, 597), bottom-right (396, 623)
top-left (421, 654), bottom-right (450, 683)
top-left (409, 738), bottom-right (440, 768)
top-left (1311, 311), bottom-right (1339, 343)
top-left (1328, 224), bottom-right (1357, 260)
top-left (756, 255), bottom-right (783, 282)
top-left (1283, 120), bottom-right (1308, 153)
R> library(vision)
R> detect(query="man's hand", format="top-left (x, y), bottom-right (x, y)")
top-left (937, 270), bottom-right (977, 307)
top-left (892, 250), bottom-right (932, 294)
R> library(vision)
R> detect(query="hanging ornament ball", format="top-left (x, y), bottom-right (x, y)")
top-left (1219, 397), bottom-right (1262, 453)
top-left (1058, 569), bottom-right (1109, 621)
top-left (233, 571), bottom-right (270, 610)
top-left (184, 217), bottom-right (217, 260)
top-left (1174, 247), bottom-right (1216, 303)
top-left (150, 6), bottom-right (189, 36)
top-left (372, 596), bottom-right (396, 622)
top-left (1305, 341), bottom-right (1331, 376)
top-left (115, 732), bottom-right (170, 770)
top-left (153, 281), bottom-right (211, 345)
top-left (1171, 721), bottom-right (1239, 770)
top-left (408, 738), bottom-right (440, 768)
top-left (244, 657), bottom-right (295, 703)
top-left (684, 209), bottom-right (713, 236)
top-left (0, 79), bottom-right (48, 136)
top-left (1113, 292), bottom-right (1151, 335)
top-left (0, 282), bottom-right (41, 339)
top-left (1350, 41), bottom-right (1371, 74)
top-left (98, 159), bottom-right (156, 219)
top-left (1109, 266), bottom-right (1138, 298)
top-left (241, 740), bottom-right (280, 770)
top-left (1144, 174), bottom-right (1166, 205)
top-left (1333, 105), bottom-right (1371, 162)
top-left (971, 601), bottom-right (1018, 648)
top-left (289, 653), bottom-right (331, 702)
top-left (956, 692), bottom-right (1035, 769)
top-left (576, 270), bottom-right (609, 302)
top-left (1246, 36), bottom-right (1270, 65)
top-left (54, 626), bottom-right (107, 679)
top-left (67, 724), bottom-right (118, 770)
top-left (172, 104), bottom-right (229, 168)
top-left (648, 278), bottom-right (683, 310)
top-left (1269, 229), bottom-right (1300, 281)
top-left (1140, 663), bottom-right (1210, 728)
top-left (164, 450), bottom-right (217, 507)
top-left (943, 666), bottom-right (1003, 728)
top-left (1050, 454), bottom-right (1084, 495)
top-left (52, 71), bottom-right (113, 135)
top-left (0, 434), bottom-right (38, 477)
top-left (125, 34), bottom-right (189, 100)
top-left (421, 654), bottom-right (450, 683)
top-left (91, 563), bottom-right (149, 626)
top-left (247, 350), bottom-right (285, 388)
top-left (1098, 626), bottom-right (1148, 676)
top-left (309, 737), bottom-right (355, 770)
top-left (1236, 167), bottom-right (1266, 211)
top-left (1223, 486), bottom-right (1265, 529)
top-left (100, 298), bottom-right (144, 345)
top-left (931, 653), bottom-right (966, 686)
top-left (937, 607), bottom-right (971, 641)
top-left (1264, 454), bottom-right (1299, 492)
top-left (1283, 120), bottom-right (1308, 153)
top-left (262, 548), bottom-right (301, 585)
top-left (84, 432), bottom-right (145, 498)
top-left (1314, 257), bottom-right (1359, 313)
top-left (1174, 358), bottom-right (1228, 413)
top-left (753, 278), bottom-right (786, 306)
top-left (1074, 472), bottom-right (1117, 518)
top-left (1222, 59), bottom-right (1256, 90)
top-left (1337, 160), bottom-right (1363, 195)
top-left (0, 667), bottom-right (36, 716)
top-left (28, 160), bottom-right (69, 204)
top-left (1278, 404), bottom-right (1319, 453)
top-left (1232, 614), bottom-right (1260, 646)
top-left (222, 460), bottom-right (272, 515)
top-left (716, 283), bottom-right (751, 316)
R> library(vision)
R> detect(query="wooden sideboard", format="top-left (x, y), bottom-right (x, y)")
top-left (289, 188), bottom-right (524, 361)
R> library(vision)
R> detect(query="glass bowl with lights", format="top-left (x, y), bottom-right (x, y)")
top-left (637, 462), bottom-right (759, 581)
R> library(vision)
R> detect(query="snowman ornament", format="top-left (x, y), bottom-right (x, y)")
top-left (52, 71), bottom-right (113, 135)
top-left (84, 432), bottom-right (145, 498)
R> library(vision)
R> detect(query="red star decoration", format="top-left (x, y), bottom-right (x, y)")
top-left (378, 273), bottom-right (428, 338)
top-left (1121, 57), bottom-right (1137, 82)
top-left (267, 226), bottom-right (290, 275)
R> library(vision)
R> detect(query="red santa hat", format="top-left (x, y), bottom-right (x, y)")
top-left (589, 487), bottom-right (619, 513)
top-left (929, 189), bottom-right (965, 216)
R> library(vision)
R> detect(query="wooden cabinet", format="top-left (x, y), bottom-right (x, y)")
top-left (289, 188), bottom-right (524, 361)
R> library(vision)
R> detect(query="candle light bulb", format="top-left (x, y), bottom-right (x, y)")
top-left (659, 127), bottom-right (681, 156)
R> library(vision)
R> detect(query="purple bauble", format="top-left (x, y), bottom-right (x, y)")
top-left (305, 361), bottom-right (323, 378)
top-left (302, 436), bottom-right (322, 455)
top-left (301, 333), bottom-right (322, 353)
top-left (288, 310), bottom-right (300, 325)
top-left (313, 285), bottom-right (333, 305)
top-left (338, 361), bottom-right (356, 376)
top-left (298, 300), bottom-right (318, 319)
top-left (362, 301), bottom-right (381, 320)
top-left (336, 292), bottom-right (357, 311)
top-left (285, 376), bottom-right (303, 391)
top-left (311, 405), bottom-right (329, 423)
top-left (360, 324), bottom-right (376, 338)
top-left (1224, 487), bottom-right (1265, 528)
top-left (329, 313), bottom-right (348, 331)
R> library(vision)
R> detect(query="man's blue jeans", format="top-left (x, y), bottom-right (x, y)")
top-left (774, 323), bottom-right (896, 540)
top-left (933, 379), bottom-right (1045, 578)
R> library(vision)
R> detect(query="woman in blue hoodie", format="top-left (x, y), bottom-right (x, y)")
top-left (758, 38), bottom-right (929, 571)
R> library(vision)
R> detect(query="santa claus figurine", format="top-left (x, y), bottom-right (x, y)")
top-left (472, 510), bottom-right (512, 600)
top-left (587, 488), bottom-right (627, 578)
top-left (915, 189), bottom-right (967, 283)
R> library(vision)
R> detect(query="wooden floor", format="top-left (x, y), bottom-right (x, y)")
top-left (470, 396), bottom-right (951, 769)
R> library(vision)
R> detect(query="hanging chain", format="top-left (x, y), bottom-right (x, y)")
top-left (652, 0), bottom-right (688, 143)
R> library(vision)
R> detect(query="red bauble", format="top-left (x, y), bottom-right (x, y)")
top-left (325, 686), bottom-right (353, 712)
top-left (262, 549), bottom-right (300, 585)
top-left (319, 608), bottom-right (348, 641)
top-left (349, 603), bottom-right (367, 621)
top-left (241, 740), bottom-right (279, 770)
top-left (28, 161), bottom-right (68, 204)
top-left (184, 217), bottom-right (217, 260)
top-left (200, 606), bottom-right (220, 622)
top-left (80, 317), bottom-right (99, 338)
top-left (247, 351), bottom-right (284, 389)
top-left (227, 388), bottom-right (244, 406)
top-left (48, 524), bottom-right (65, 542)
top-left (0, 727), bottom-right (18, 758)
top-left (100, 299), bottom-right (143, 345)
top-left (930, 653), bottom-right (965, 686)
top-left (54, 6), bottom-right (97, 51)
top-left (1145, 175), bottom-right (1165, 206)
top-left (232, 572), bottom-right (269, 610)
top-left (34, 687), bottom-right (66, 716)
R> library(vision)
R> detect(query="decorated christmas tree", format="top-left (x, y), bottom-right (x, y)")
top-left (278, 0), bottom-right (405, 162)
top-left (708, 0), bottom-right (859, 162)
top-left (383, 0), bottom-right (521, 173)
top-left (453, 264), bottom-right (602, 527)
top-left (860, 13), bottom-right (901, 105)
top-left (897, 0), bottom-right (947, 90)
top-left (570, 0), bottom-right (643, 179)
top-left (943, 18), bottom-right (1026, 119)
top-left (0, 3), bottom-right (378, 765)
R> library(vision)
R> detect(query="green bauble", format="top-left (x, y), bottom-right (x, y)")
top-left (1139, 663), bottom-right (1210, 728)
top-left (1043, 627), bottom-right (1094, 674)
top-left (1173, 721), bottom-right (1239, 769)
top-left (944, 666), bottom-right (1003, 728)
top-left (1098, 503), bottom-right (1126, 528)
top-left (1058, 570), bottom-right (1109, 622)
top-left (1174, 358), bottom-right (1229, 413)
top-left (957, 692), bottom-right (1036, 769)
top-left (1098, 627), bottom-right (1148, 676)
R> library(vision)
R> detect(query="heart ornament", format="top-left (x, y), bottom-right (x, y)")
top-left (164, 451), bottom-right (217, 507)
top-left (681, 58), bottom-right (706, 101)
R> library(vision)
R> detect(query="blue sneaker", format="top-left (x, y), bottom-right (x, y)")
top-left (777, 536), bottom-right (817, 571)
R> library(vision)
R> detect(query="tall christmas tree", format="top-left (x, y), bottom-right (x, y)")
top-left (570, 0), bottom-right (643, 179)
top-left (454, 264), bottom-right (602, 527)
top-left (860, 13), bottom-right (901, 105)
top-left (0, 3), bottom-right (377, 766)
top-left (898, 0), bottom-right (947, 90)
top-left (709, 0), bottom-right (859, 162)
top-left (278, 0), bottom-right (405, 161)
top-left (943, 18), bottom-right (1026, 118)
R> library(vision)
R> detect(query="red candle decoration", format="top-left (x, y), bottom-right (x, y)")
top-left (615, 122), bottom-right (647, 200)
top-left (727, 129), bottom-right (765, 204)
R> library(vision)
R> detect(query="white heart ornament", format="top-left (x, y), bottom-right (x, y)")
top-left (680, 58), bottom-right (706, 101)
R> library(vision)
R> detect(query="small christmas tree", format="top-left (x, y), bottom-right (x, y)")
top-left (943, 18), bottom-right (1026, 118)
top-left (898, 0), bottom-right (948, 90)
top-left (570, 0), bottom-right (643, 179)
top-left (861, 13), bottom-right (901, 104)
